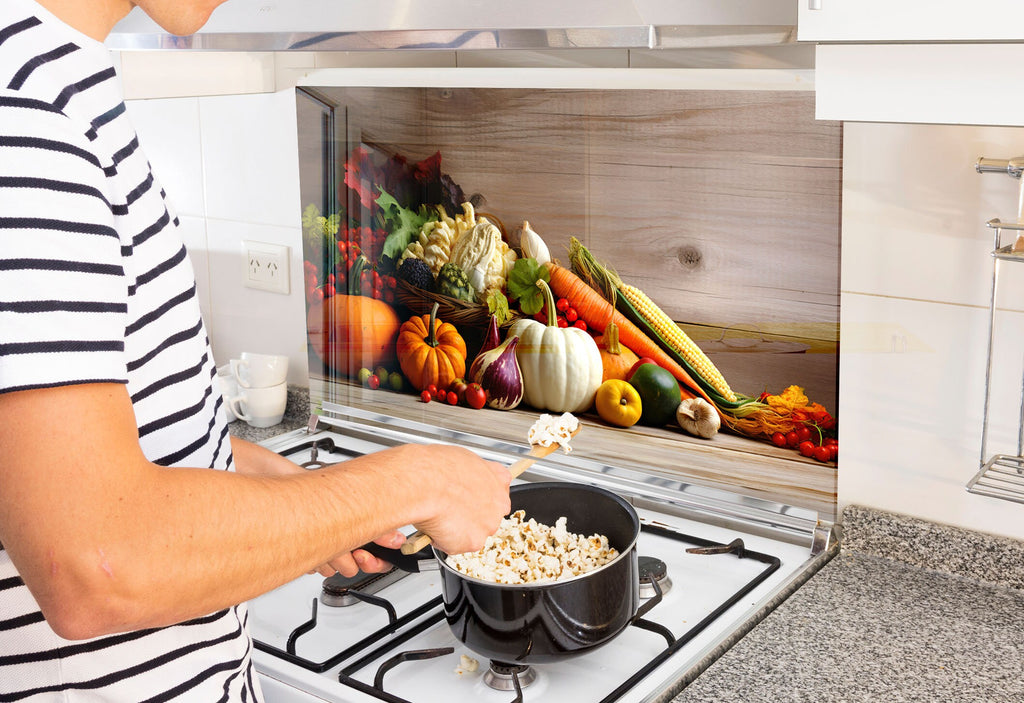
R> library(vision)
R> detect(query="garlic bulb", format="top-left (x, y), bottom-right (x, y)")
top-left (515, 220), bottom-right (550, 265)
top-left (676, 398), bottom-right (720, 439)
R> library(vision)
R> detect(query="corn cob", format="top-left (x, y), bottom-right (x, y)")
top-left (618, 283), bottom-right (737, 402)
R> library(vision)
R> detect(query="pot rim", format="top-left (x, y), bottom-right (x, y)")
top-left (433, 481), bottom-right (640, 589)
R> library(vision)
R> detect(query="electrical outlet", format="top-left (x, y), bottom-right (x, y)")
top-left (243, 241), bottom-right (290, 294)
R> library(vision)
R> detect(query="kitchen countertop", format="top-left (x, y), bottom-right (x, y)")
top-left (227, 385), bottom-right (311, 443)
top-left (669, 505), bottom-right (1024, 702)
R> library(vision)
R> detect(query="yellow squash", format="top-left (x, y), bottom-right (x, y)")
top-left (595, 379), bottom-right (642, 428)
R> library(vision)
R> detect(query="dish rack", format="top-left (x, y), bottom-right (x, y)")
top-left (967, 156), bottom-right (1024, 504)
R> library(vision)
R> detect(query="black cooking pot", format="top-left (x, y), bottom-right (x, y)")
top-left (364, 482), bottom-right (647, 664)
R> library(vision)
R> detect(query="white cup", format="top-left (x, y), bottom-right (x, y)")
top-left (216, 364), bottom-right (239, 422)
top-left (231, 352), bottom-right (289, 389)
top-left (227, 382), bottom-right (288, 428)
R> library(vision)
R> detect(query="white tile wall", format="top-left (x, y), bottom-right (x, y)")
top-left (125, 89), bottom-right (309, 385)
top-left (841, 121), bottom-right (1024, 540)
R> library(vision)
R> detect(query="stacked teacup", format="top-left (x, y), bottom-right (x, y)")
top-left (224, 352), bottom-right (289, 428)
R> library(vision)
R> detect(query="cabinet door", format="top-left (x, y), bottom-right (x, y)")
top-left (798, 0), bottom-right (1024, 42)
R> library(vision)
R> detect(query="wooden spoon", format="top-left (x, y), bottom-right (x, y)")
top-left (399, 428), bottom-right (579, 555)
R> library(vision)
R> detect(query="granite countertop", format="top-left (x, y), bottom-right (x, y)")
top-left (227, 385), bottom-right (311, 443)
top-left (672, 505), bottom-right (1024, 702)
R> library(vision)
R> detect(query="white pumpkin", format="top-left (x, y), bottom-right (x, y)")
top-left (508, 280), bottom-right (603, 413)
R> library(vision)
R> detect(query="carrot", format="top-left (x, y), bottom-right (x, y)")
top-left (545, 262), bottom-right (712, 405)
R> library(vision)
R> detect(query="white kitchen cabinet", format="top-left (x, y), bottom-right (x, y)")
top-left (798, 0), bottom-right (1024, 42)
top-left (800, 1), bottom-right (1024, 125)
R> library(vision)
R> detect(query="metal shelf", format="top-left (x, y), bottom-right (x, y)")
top-left (969, 208), bottom-right (1024, 504)
top-left (967, 455), bottom-right (1024, 505)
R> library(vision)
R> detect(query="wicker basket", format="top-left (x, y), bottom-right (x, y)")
top-left (395, 278), bottom-right (520, 328)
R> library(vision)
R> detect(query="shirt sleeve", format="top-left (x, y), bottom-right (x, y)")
top-left (0, 92), bottom-right (129, 394)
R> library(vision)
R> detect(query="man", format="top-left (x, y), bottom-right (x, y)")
top-left (0, 0), bottom-right (512, 699)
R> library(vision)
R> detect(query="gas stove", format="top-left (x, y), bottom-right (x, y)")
top-left (249, 409), bottom-right (835, 703)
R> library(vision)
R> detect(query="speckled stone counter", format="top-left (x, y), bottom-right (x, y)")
top-left (671, 505), bottom-right (1024, 702)
top-left (227, 385), bottom-right (310, 444)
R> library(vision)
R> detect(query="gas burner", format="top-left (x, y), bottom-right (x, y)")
top-left (320, 568), bottom-right (407, 607)
top-left (483, 661), bottom-right (538, 691)
top-left (638, 555), bottom-right (673, 599)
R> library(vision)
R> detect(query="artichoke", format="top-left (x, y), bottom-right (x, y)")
top-left (435, 262), bottom-right (476, 303)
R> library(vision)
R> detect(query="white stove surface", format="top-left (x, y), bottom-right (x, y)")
top-left (249, 422), bottom-right (824, 703)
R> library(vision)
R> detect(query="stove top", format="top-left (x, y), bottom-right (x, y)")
top-left (248, 414), bottom-right (834, 703)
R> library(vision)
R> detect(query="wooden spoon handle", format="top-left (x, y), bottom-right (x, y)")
top-left (398, 438), bottom-right (573, 555)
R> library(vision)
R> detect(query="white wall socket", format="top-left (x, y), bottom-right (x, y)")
top-left (243, 240), bottom-right (290, 294)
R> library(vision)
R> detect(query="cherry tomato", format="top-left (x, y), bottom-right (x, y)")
top-left (464, 382), bottom-right (486, 409)
top-left (426, 384), bottom-right (438, 396)
top-left (813, 445), bottom-right (832, 462)
top-left (446, 390), bottom-right (459, 405)
top-left (796, 426), bottom-right (812, 443)
top-left (432, 388), bottom-right (445, 402)
top-left (828, 444), bottom-right (839, 460)
top-left (557, 318), bottom-right (569, 328)
top-left (449, 379), bottom-right (468, 402)
top-left (785, 431), bottom-right (800, 448)
top-left (420, 390), bottom-right (432, 403)
top-left (564, 307), bottom-right (578, 323)
top-left (771, 432), bottom-right (787, 447)
top-left (555, 298), bottom-right (570, 313)
top-left (798, 440), bottom-right (816, 457)
top-left (573, 320), bottom-right (588, 332)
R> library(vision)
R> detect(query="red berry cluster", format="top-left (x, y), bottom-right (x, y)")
top-left (302, 245), bottom-right (397, 305)
top-left (533, 297), bottom-right (588, 332)
top-left (770, 425), bottom-right (838, 463)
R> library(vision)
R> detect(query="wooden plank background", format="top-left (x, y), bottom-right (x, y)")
top-left (305, 85), bottom-right (842, 520)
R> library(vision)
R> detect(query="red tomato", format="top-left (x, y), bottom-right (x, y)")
top-left (771, 432), bottom-right (787, 447)
top-left (813, 445), bottom-right (832, 462)
top-left (420, 390), bottom-right (432, 403)
top-left (449, 379), bottom-right (468, 402)
top-left (464, 382), bottom-right (486, 409)
top-left (564, 307), bottom-right (578, 323)
top-left (796, 426), bottom-right (812, 443)
top-left (573, 320), bottom-right (588, 332)
top-left (446, 390), bottom-right (459, 405)
top-left (785, 431), bottom-right (800, 448)
top-left (557, 318), bottom-right (569, 328)
top-left (798, 440), bottom-right (816, 457)
top-left (426, 384), bottom-right (438, 396)
top-left (555, 298), bottom-right (569, 313)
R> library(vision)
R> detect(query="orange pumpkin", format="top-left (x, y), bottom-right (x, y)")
top-left (306, 294), bottom-right (401, 378)
top-left (396, 303), bottom-right (467, 392)
top-left (595, 322), bottom-right (640, 382)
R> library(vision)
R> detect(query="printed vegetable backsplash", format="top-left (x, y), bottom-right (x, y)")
top-left (301, 146), bottom-right (837, 464)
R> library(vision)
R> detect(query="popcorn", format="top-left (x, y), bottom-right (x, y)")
top-left (445, 510), bottom-right (618, 584)
top-left (527, 412), bottom-right (579, 453)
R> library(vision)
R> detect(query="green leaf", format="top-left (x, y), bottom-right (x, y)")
top-left (486, 288), bottom-right (511, 325)
top-left (507, 258), bottom-right (550, 315)
top-left (377, 188), bottom-right (436, 263)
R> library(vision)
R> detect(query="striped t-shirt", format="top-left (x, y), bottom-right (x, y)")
top-left (0, 0), bottom-right (262, 700)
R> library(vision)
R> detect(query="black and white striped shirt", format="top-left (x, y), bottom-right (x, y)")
top-left (0, 0), bottom-right (261, 699)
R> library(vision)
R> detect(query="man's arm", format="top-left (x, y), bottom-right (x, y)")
top-left (0, 383), bottom-right (510, 640)
top-left (229, 435), bottom-right (405, 577)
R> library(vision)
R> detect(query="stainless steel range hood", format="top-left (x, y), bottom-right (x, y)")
top-left (106, 0), bottom-right (797, 52)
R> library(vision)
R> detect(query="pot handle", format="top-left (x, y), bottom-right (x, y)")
top-left (359, 542), bottom-right (436, 573)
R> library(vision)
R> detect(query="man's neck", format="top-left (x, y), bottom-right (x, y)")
top-left (34, 0), bottom-right (133, 41)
